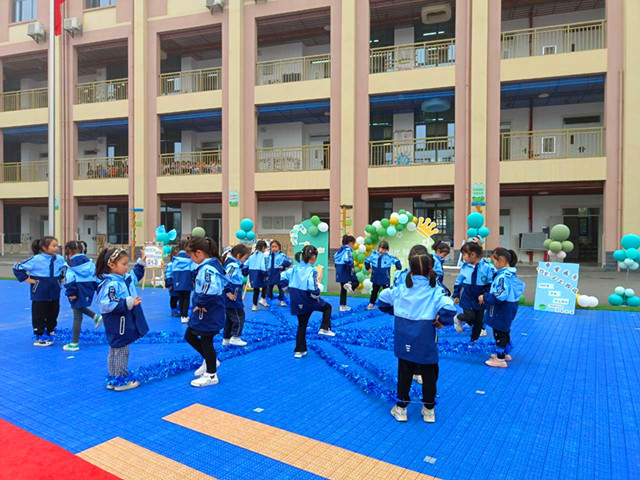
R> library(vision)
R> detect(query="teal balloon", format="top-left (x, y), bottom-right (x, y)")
top-left (311, 215), bottom-right (321, 226)
top-left (163, 246), bottom-right (172, 256)
top-left (621, 234), bottom-right (640, 250)
top-left (550, 224), bottom-right (571, 242)
top-left (628, 296), bottom-right (640, 307)
top-left (625, 248), bottom-right (639, 259)
top-left (613, 249), bottom-right (627, 262)
top-left (608, 293), bottom-right (625, 306)
top-left (398, 214), bottom-right (409, 225)
top-left (467, 228), bottom-right (478, 238)
top-left (192, 226), bottom-right (205, 237)
top-left (478, 226), bottom-right (490, 238)
top-left (167, 229), bottom-right (178, 241)
top-left (235, 229), bottom-right (246, 240)
top-left (467, 212), bottom-right (484, 229)
top-left (386, 226), bottom-right (397, 237)
top-left (246, 231), bottom-right (256, 241)
top-left (156, 233), bottom-right (170, 244)
top-left (240, 218), bottom-right (254, 232)
top-left (309, 225), bottom-right (319, 237)
top-left (377, 227), bottom-right (387, 237)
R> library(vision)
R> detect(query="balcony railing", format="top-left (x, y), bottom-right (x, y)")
top-left (501, 20), bottom-right (605, 59)
top-left (500, 127), bottom-right (604, 161)
top-left (75, 78), bottom-right (128, 104)
top-left (370, 39), bottom-right (455, 74)
top-left (0, 88), bottom-right (48, 112)
top-left (159, 67), bottom-right (222, 96)
top-left (76, 157), bottom-right (129, 179)
top-left (159, 151), bottom-right (222, 176)
top-left (257, 54), bottom-right (331, 86)
top-left (1, 161), bottom-right (48, 182)
top-left (369, 137), bottom-right (454, 167)
top-left (256, 145), bottom-right (330, 172)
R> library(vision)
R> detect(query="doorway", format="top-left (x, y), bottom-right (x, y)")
top-left (81, 215), bottom-right (98, 255)
top-left (196, 214), bottom-right (221, 252)
top-left (499, 209), bottom-right (511, 248)
top-left (562, 207), bottom-right (599, 263)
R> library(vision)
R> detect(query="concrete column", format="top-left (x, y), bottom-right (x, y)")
top-left (329, 2), bottom-right (342, 248)
top-left (54, 35), bottom-right (64, 239)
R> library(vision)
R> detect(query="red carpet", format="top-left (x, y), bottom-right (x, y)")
top-left (0, 419), bottom-right (121, 480)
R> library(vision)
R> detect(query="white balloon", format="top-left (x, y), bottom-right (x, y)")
top-left (625, 258), bottom-right (634, 267)
top-left (390, 212), bottom-right (399, 219)
top-left (589, 296), bottom-right (599, 307)
top-left (577, 295), bottom-right (590, 308)
top-left (547, 250), bottom-right (556, 258)
top-left (318, 222), bottom-right (329, 233)
top-left (619, 261), bottom-right (628, 270)
top-left (615, 286), bottom-right (626, 295)
top-left (478, 236), bottom-right (486, 244)
top-left (406, 222), bottom-right (417, 232)
top-left (556, 251), bottom-right (567, 260)
top-left (625, 288), bottom-right (635, 298)
top-left (356, 236), bottom-right (365, 245)
top-left (363, 279), bottom-right (373, 289)
top-left (358, 244), bottom-right (366, 253)
top-left (372, 220), bottom-right (382, 229)
top-left (630, 262), bottom-right (640, 271)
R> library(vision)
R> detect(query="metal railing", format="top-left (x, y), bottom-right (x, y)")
top-left (501, 20), bottom-right (605, 59)
top-left (256, 145), bottom-right (330, 172)
top-left (76, 157), bottom-right (129, 179)
top-left (159, 67), bottom-right (222, 96)
top-left (0, 88), bottom-right (48, 112)
top-left (500, 127), bottom-right (604, 161)
top-left (257, 54), bottom-right (331, 86)
top-left (159, 151), bottom-right (222, 176)
top-left (369, 137), bottom-right (454, 167)
top-left (370, 39), bottom-right (455, 74)
top-left (1, 161), bottom-right (48, 182)
top-left (75, 78), bottom-right (128, 104)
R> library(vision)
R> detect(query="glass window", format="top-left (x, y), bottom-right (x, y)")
top-left (369, 199), bottom-right (393, 224)
top-left (413, 199), bottom-right (454, 243)
top-left (85, 0), bottom-right (116, 9)
top-left (3, 205), bottom-right (21, 244)
top-left (160, 204), bottom-right (182, 240)
top-left (12, 0), bottom-right (37, 23)
top-left (107, 206), bottom-right (128, 244)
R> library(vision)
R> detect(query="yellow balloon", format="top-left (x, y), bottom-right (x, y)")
top-left (357, 283), bottom-right (364, 290)
top-left (413, 216), bottom-right (418, 223)
top-left (390, 217), bottom-right (398, 225)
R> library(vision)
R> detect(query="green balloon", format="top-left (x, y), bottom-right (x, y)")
top-left (381, 218), bottom-right (390, 228)
top-left (311, 215), bottom-right (321, 226)
top-left (398, 209), bottom-right (406, 215)
top-left (365, 237), bottom-right (373, 245)
top-left (354, 266), bottom-right (361, 274)
top-left (192, 226), bottom-right (206, 237)
top-left (550, 224), bottom-right (570, 242)
top-left (377, 227), bottom-right (387, 237)
top-left (309, 225), bottom-right (319, 236)
top-left (370, 235), bottom-right (379, 244)
top-left (356, 272), bottom-right (365, 283)
top-left (365, 224), bottom-right (375, 234)
top-left (549, 241), bottom-right (563, 253)
top-left (396, 223), bottom-right (405, 231)
top-left (561, 241), bottom-right (574, 253)
top-left (543, 239), bottom-right (552, 249)
top-left (356, 252), bottom-right (366, 263)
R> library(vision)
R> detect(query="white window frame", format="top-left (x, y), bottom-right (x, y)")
top-left (541, 136), bottom-right (556, 154)
top-left (542, 45), bottom-right (557, 55)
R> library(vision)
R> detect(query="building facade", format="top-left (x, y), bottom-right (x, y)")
top-left (0, 0), bottom-right (637, 266)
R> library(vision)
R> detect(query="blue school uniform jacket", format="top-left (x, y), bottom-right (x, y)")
top-left (433, 255), bottom-right (445, 284)
top-left (165, 258), bottom-right (179, 298)
top-left (265, 251), bottom-right (292, 286)
top-left (246, 250), bottom-right (267, 288)
top-left (283, 262), bottom-right (327, 315)
top-left (97, 262), bottom-right (149, 348)
top-left (171, 251), bottom-right (195, 292)
top-left (188, 258), bottom-right (229, 333)
top-left (364, 251), bottom-right (402, 286)
top-left (334, 245), bottom-right (356, 283)
top-left (453, 259), bottom-right (495, 311)
top-left (483, 267), bottom-right (525, 332)
top-left (64, 254), bottom-right (98, 309)
top-left (224, 257), bottom-right (248, 309)
top-left (14, 253), bottom-right (66, 302)
top-left (378, 277), bottom-right (456, 364)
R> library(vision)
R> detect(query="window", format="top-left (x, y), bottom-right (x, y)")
top-left (12, 0), bottom-right (37, 23)
top-left (563, 115), bottom-right (601, 126)
top-left (541, 136), bottom-right (556, 154)
top-left (161, 204), bottom-right (182, 240)
top-left (107, 206), bottom-right (128, 244)
top-left (413, 199), bottom-right (454, 243)
top-left (3, 205), bottom-right (21, 244)
top-left (85, 0), bottom-right (116, 8)
top-left (369, 199), bottom-right (393, 224)
top-left (542, 45), bottom-right (557, 55)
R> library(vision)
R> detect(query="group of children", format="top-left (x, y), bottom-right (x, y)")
top-left (14, 232), bottom-right (524, 420)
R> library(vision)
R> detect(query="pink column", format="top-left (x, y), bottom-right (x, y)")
top-left (221, 9), bottom-right (230, 244)
top-left (242, 11), bottom-right (257, 229)
top-left (0, 3), bottom-right (8, 43)
top-left (127, 29), bottom-right (135, 240)
top-left (145, 30), bottom-right (160, 239)
top-left (604, 1), bottom-right (623, 265)
top-left (64, 27), bottom-right (77, 243)
top-left (329, 2), bottom-right (342, 249)
top-left (117, 0), bottom-right (133, 23)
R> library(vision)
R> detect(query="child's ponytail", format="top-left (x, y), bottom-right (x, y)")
top-left (406, 252), bottom-right (436, 288)
top-left (31, 239), bottom-right (41, 255)
top-left (295, 245), bottom-right (318, 263)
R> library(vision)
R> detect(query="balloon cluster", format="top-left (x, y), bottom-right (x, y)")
top-left (609, 286), bottom-right (640, 307)
top-left (542, 224), bottom-right (574, 261)
top-left (155, 225), bottom-right (177, 256)
top-left (576, 294), bottom-right (599, 308)
top-left (466, 212), bottom-right (490, 243)
top-left (612, 234), bottom-right (640, 271)
top-left (364, 209), bottom-right (418, 244)
top-left (308, 215), bottom-right (329, 237)
top-left (235, 218), bottom-right (256, 244)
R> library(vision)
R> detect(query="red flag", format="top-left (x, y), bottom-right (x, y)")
top-left (54, 0), bottom-right (66, 36)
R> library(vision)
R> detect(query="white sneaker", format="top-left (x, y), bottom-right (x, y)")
top-left (421, 406), bottom-right (435, 423)
top-left (114, 381), bottom-right (140, 392)
top-left (195, 360), bottom-right (207, 376)
top-left (181, 316), bottom-right (189, 324)
top-left (413, 374), bottom-right (423, 384)
top-left (252, 305), bottom-right (260, 311)
top-left (33, 339), bottom-right (53, 347)
top-left (485, 357), bottom-right (508, 368)
top-left (454, 315), bottom-right (463, 333)
top-left (190, 373), bottom-right (219, 387)
top-left (293, 351), bottom-right (307, 358)
top-left (344, 283), bottom-right (354, 293)
top-left (222, 338), bottom-right (231, 346)
top-left (93, 314), bottom-right (103, 329)
top-left (480, 329), bottom-right (488, 337)
top-left (318, 328), bottom-right (336, 337)
top-left (339, 305), bottom-right (351, 312)
top-left (230, 336), bottom-right (247, 346)
top-left (280, 301), bottom-right (287, 307)
top-left (366, 304), bottom-right (375, 310)
top-left (259, 298), bottom-right (269, 307)
top-left (63, 343), bottom-right (79, 352)
top-left (491, 353), bottom-right (512, 361)
top-left (390, 405), bottom-right (408, 422)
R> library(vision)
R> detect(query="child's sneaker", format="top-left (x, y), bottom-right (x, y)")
top-left (63, 343), bottom-right (79, 352)
top-left (318, 328), bottom-right (336, 337)
top-left (413, 374), bottom-right (423, 384)
top-left (230, 336), bottom-right (247, 346)
top-left (106, 384), bottom-right (114, 390)
top-left (344, 283), bottom-right (354, 293)
top-left (33, 338), bottom-right (53, 347)
top-left (190, 373), bottom-right (219, 387)
top-left (259, 298), bottom-right (269, 307)
top-left (293, 351), bottom-right (307, 358)
top-left (222, 338), bottom-right (231, 346)
top-left (421, 406), bottom-right (435, 423)
top-left (171, 310), bottom-right (180, 317)
top-left (194, 359), bottom-right (220, 376)
top-left (491, 353), bottom-right (512, 361)
top-left (280, 301), bottom-right (287, 307)
top-left (93, 314), bottom-right (103, 329)
top-left (339, 305), bottom-right (351, 312)
top-left (480, 329), bottom-right (488, 337)
top-left (181, 316), bottom-right (189, 324)
top-left (366, 303), bottom-right (375, 310)
top-left (251, 305), bottom-right (260, 311)
top-left (390, 405), bottom-right (408, 422)
top-left (114, 381), bottom-right (140, 391)
top-left (485, 357), bottom-right (508, 368)
top-left (454, 315), bottom-right (463, 333)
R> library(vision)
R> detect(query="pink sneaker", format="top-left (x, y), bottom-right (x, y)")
top-left (485, 357), bottom-right (508, 368)
top-left (491, 353), bottom-right (512, 361)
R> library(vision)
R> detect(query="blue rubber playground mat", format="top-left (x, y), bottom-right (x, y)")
top-left (1, 278), bottom-right (639, 479)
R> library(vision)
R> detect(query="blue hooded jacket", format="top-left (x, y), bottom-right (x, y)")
top-left (334, 245), bottom-right (356, 283)
top-left (265, 251), bottom-right (292, 286)
top-left (97, 262), bottom-right (148, 348)
top-left (364, 251), bottom-right (402, 286)
top-left (282, 262), bottom-right (326, 315)
top-left (171, 251), bottom-right (196, 292)
top-left (483, 267), bottom-right (525, 332)
top-left (188, 258), bottom-right (229, 333)
top-left (246, 250), bottom-right (267, 288)
top-left (165, 258), bottom-right (179, 298)
top-left (378, 276), bottom-right (456, 364)
top-left (64, 254), bottom-right (98, 309)
top-left (14, 253), bottom-right (66, 301)
top-left (224, 256), bottom-right (249, 309)
top-left (453, 259), bottom-right (495, 310)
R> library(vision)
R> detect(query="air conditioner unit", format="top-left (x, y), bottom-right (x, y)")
top-left (421, 4), bottom-right (452, 24)
top-left (206, 0), bottom-right (224, 13)
top-left (27, 22), bottom-right (46, 43)
top-left (63, 17), bottom-right (83, 37)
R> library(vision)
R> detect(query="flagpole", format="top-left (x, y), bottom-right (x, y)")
top-left (48, 0), bottom-right (55, 236)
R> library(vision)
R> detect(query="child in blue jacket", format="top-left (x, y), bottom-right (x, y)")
top-left (165, 246), bottom-right (181, 317)
top-left (432, 240), bottom-right (451, 295)
top-left (184, 236), bottom-right (229, 387)
top-left (14, 237), bottom-right (67, 347)
top-left (171, 240), bottom-right (196, 324)
top-left (265, 240), bottom-right (292, 307)
top-left (222, 244), bottom-right (250, 347)
top-left (282, 245), bottom-right (334, 358)
top-left (96, 247), bottom-right (149, 392)
top-left (453, 242), bottom-right (495, 341)
top-left (335, 235), bottom-right (359, 312)
top-left (365, 240), bottom-right (402, 310)
top-left (247, 240), bottom-right (269, 311)
top-left (378, 251), bottom-right (456, 423)
top-left (62, 240), bottom-right (102, 352)
top-left (480, 248), bottom-right (525, 368)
